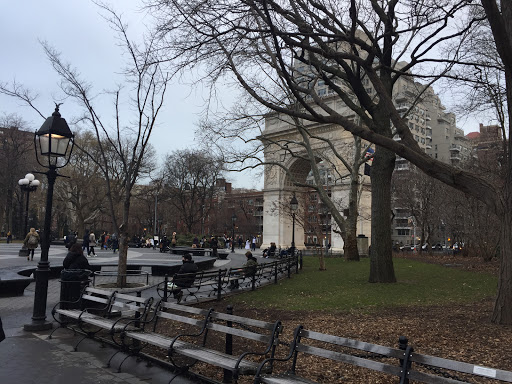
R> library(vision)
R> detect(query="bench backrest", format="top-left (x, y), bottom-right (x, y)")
top-left (153, 300), bottom-right (212, 332)
top-left (292, 327), bottom-right (512, 383)
top-left (208, 311), bottom-right (282, 350)
top-left (110, 293), bottom-right (153, 320)
top-left (81, 287), bottom-right (116, 311)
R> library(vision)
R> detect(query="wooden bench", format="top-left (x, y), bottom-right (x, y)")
top-left (123, 302), bottom-right (282, 381)
top-left (254, 326), bottom-right (512, 384)
top-left (50, 287), bottom-right (153, 352)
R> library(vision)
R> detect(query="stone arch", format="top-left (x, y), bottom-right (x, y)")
top-left (261, 125), bottom-right (372, 253)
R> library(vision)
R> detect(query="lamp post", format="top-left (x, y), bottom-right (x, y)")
top-left (24, 105), bottom-right (74, 332)
top-left (290, 194), bottom-right (298, 256)
top-left (231, 213), bottom-right (237, 253)
top-left (18, 174), bottom-right (40, 256)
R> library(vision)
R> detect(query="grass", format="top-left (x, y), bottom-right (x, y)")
top-left (230, 256), bottom-right (497, 311)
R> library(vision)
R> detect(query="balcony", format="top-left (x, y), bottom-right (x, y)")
top-left (449, 145), bottom-right (461, 152)
top-left (426, 144), bottom-right (432, 149)
top-left (450, 154), bottom-right (462, 161)
top-left (426, 114), bottom-right (431, 121)
top-left (396, 103), bottom-right (411, 112)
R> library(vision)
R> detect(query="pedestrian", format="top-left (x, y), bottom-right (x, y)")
top-left (252, 236), bottom-right (257, 251)
top-left (6, 231), bottom-right (12, 244)
top-left (82, 230), bottom-right (90, 254)
top-left (238, 236), bottom-right (243, 249)
top-left (66, 230), bottom-right (77, 249)
top-left (168, 253), bottom-right (198, 303)
top-left (111, 233), bottom-right (119, 253)
top-left (100, 231), bottom-right (106, 250)
top-left (211, 236), bottom-right (218, 258)
top-left (88, 230), bottom-right (97, 256)
top-left (23, 227), bottom-right (40, 261)
top-left (171, 232), bottom-right (177, 248)
top-left (63, 243), bottom-right (91, 270)
top-left (245, 239), bottom-right (250, 250)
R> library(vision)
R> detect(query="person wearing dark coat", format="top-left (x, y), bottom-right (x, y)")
top-left (63, 243), bottom-right (91, 270)
top-left (170, 253), bottom-right (198, 302)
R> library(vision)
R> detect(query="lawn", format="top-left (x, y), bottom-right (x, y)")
top-left (230, 256), bottom-right (497, 311)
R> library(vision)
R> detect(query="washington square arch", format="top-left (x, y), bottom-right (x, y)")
top-left (260, 110), bottom-right (372, 254)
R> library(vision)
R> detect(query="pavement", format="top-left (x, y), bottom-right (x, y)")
top-left (0, 243), bottom-right (262, 384)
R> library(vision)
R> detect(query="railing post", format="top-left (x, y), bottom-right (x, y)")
top-left (223, 305), bottom-right (233, 383)
top-left (398, 336), bottom-right (410, 384)
top-left (163, 274), bottom-right (169, 302)
top-left (287, 256), bottom-right (291, 278)
top-left (274, 262), bottom-right (278, 284)
top-left (217, 269), bottom-right (222, 301)
top-left (252, 273), bottom-right (256, 290)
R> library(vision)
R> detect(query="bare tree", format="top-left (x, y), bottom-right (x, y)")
top-left (1, 5), bottom-right (170, 287)
top-left (162, 149), bottom-right (224, 233)
top-left (0, 115), bottom-right (38, 237)
top-left (145, 0), bottom-right (512, 323)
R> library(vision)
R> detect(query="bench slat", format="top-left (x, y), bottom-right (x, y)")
top-left (81, 294), bottom-right (111, 305)
top-left (300, 329), bottom-right (403, 359)
top-left (206, 322), bottom-right (272, 343)
top-left (296, 344), bottom-right (403, 377)
top-left (84, 287), bottom-right (114, 296)
top-left (159, 302), bottom-right (210, 316)
top-left (156, 311), bottom-right (207, 327)
top-left (259, 373), bottom-right (318, 384)
top-left (126, 331), bottom-right (186, 349)
top-left (173, 344), bottom-right (260, 373)
top-left (411, 353), bottom-right (512, 382)
top-left (210, 312), bottom-right (277, 330)
top-left (113, 293), bottom-right (149, 303)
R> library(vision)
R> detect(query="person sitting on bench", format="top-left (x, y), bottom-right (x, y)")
top-left (230, 251), bottom-right (258, 289)
top-left (169, 253), bottom-right (198, 302)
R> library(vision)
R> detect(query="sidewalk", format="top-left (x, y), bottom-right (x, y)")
top-left (0, 243), bottom-right (263, 384)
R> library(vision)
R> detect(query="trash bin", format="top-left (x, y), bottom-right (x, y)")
top-left (59, 269), bottom-right (92, 312)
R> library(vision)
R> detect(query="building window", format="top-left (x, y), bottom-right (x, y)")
top-left (397, 229), bottom-right (410, 236)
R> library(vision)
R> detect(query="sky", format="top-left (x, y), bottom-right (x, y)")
top-left (0, 0), bottom-right (264, 190)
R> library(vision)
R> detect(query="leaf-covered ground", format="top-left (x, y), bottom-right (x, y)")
top-left (150, 254), bottom-right (512, 383)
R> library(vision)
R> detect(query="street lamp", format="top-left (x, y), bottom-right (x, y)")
top-left (290, 194), bottom-right (298, 256)
top-left (18, 174), bottom-right (40, 256)
top-left (24, 105), bottom-right (74, 332)
top-left (231, 213), bottom-right (237, 253)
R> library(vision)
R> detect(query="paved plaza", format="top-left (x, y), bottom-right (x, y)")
top-left (0, 243), bottom-right (258, 384)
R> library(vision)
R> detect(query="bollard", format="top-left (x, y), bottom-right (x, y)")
top-left (223, 305), bottom-right (234, 383)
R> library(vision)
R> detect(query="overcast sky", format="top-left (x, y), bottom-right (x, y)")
top-left (0, 0), bottom-right (264, 189)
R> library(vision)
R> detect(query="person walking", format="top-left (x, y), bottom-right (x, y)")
top-left (100, 231), bottom-right (106, 250)
top-left (6, 231), bottom-right (12, 244)
top-left (111, 233), bottom-right (119, 253)
top-left (252, 236), bottom-right (257, 251)
top-left (82, 230), bottom-right (90, 254)
top-left (88, 230), bottom-right (97, 257)
top-left (245, 239), bottom-right (250, 250)
top-left (23, 227), bottom-right (40, 261)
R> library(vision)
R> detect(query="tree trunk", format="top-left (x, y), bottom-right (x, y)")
top-left (116, 232), bottom-right (128, 287)
top-left (344, 231), bottom-right (359, 261)
top-left (369, 145), bottom-right (397, 283)
top-left (492, 195), bottom-right (512, 324)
